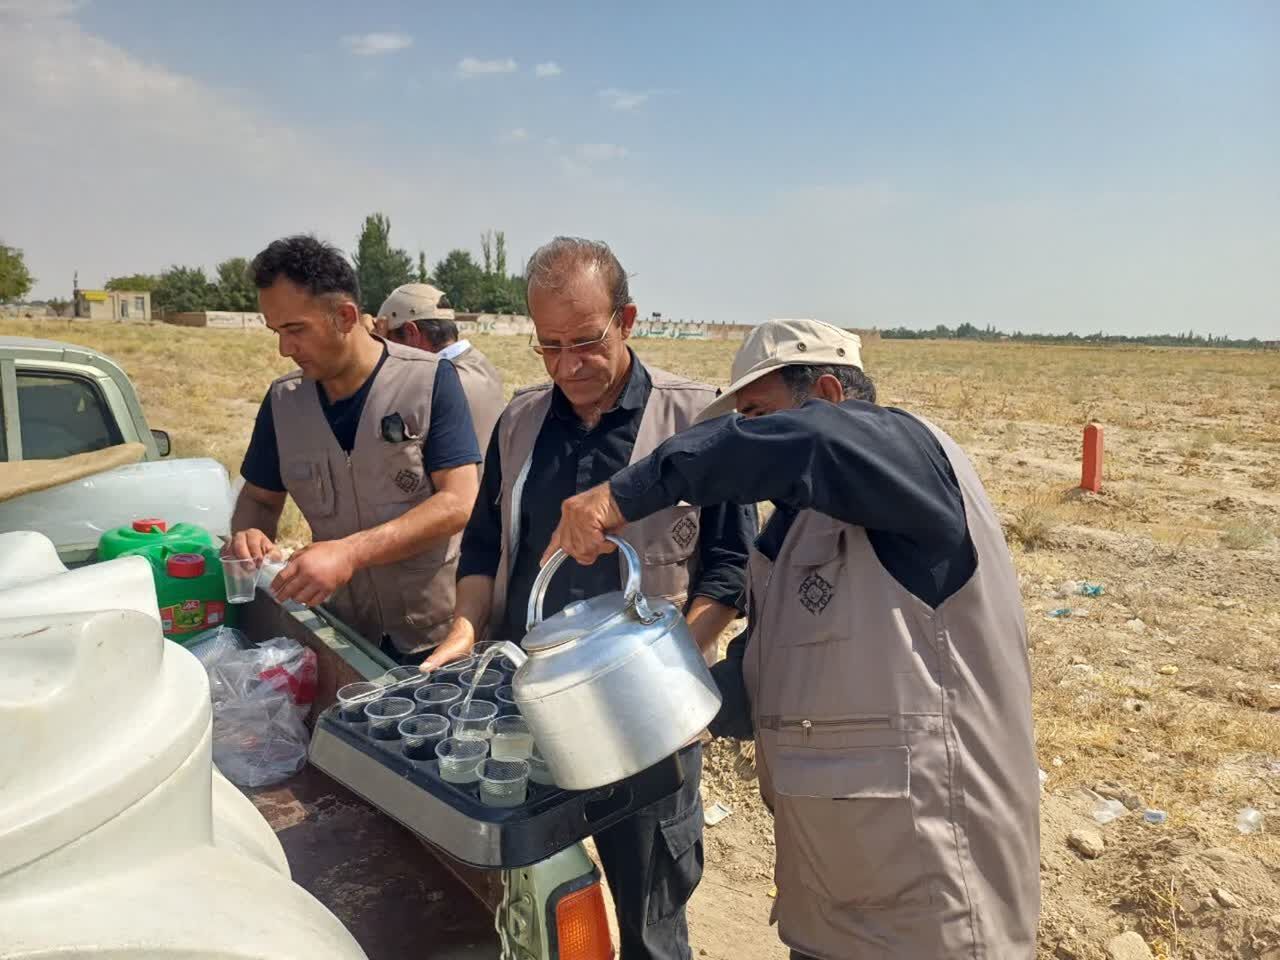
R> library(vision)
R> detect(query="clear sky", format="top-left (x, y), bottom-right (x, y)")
top-left (1, 0), bottom-right (1276, 338)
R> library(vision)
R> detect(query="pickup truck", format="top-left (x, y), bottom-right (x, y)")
top-left (0, 335), bottom-right (172, 462)
top-left (0, 335), bottom-right (613, 960)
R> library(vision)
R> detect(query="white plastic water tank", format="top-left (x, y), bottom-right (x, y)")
top-left (0, 535), bottom-right (365, 959)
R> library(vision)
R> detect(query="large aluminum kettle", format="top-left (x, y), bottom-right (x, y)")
top-left (496, 536), bottom-right (721, 791)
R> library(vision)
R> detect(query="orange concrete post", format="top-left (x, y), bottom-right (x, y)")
top-left (1081, 423), bottom-right (1103, 492)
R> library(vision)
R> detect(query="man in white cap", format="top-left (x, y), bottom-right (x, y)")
top-left (543, 318), bottom-right (1040, 960)
top-left (379, 282), bottom-right (505, 457)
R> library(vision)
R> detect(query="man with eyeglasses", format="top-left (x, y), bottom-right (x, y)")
top-left (423, 237), bottom-right (755, 960)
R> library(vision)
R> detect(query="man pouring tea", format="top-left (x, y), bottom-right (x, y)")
top-left (546, 319), bottom-right (1040, 960)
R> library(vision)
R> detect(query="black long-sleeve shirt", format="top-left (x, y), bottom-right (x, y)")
top-left (459, 353), bottom-right (756, 643)
top-left (608, 398), bottom-right (977, 739)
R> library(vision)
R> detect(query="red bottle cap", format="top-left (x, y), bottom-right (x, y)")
top-left (133, 518), bottom-right (168, 533)
top-left (166, 553), bottom-right (206, 578)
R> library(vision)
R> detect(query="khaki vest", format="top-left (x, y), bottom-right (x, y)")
top-left (742, 416), bottom-right (1039, 960)
top-left (270, 340), bottom-right (459, 654)
top-left (450, 344), bottom-right (505, 460)
top-left (488, 365), bottom-right (715, 635)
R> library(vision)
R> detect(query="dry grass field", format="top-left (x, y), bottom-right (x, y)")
top-left (4, 315), bottom-right (1279, 960)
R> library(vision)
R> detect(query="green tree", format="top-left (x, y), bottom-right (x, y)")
top-left (0, 243), bottom-right (35, 302)
top-left (47, 297), bottom-right (72, 317)
top-left (471, 229), bottom-right (524, 313)
top-left (212, 257), bottom-right (257, 312)
top-left (152, 266), bottom-right (215, 315)
top-left (105, 273), bottom-right (158, 292)
top-left (353, 213), bottom-right (413, 314)
top-left (417, 250), bottom-right (430, 284)
top-left (432, 249), bottom-right (485, 311)
top-left (494, 230), bottom-right (508, 278)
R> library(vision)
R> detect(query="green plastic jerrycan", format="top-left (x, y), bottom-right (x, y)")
top-left (130, 542), bottom-right (237, 644)
top-left (98, 518), bottom-right (215, 563)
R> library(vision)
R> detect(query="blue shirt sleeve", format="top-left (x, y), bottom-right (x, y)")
top-left (239, 391), bottom-right (285, 492)
top-left (424, 359), bottom-right (482, 472)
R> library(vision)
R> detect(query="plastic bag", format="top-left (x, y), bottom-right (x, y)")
top-left (187, 626), bottom-right (247, 669)
top-left (199, 635), bottom-right (317, 788)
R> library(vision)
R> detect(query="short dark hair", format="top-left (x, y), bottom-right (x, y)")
top-left (779, 364), bottom-right (877, 404)
top-left (525, 237), bottom-right (631, 315)
top-left (415, 318), bottom-right (459, 350)
top-left (251, 235), bottom-right (360, 305)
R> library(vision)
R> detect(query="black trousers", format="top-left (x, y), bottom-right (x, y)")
top-left (594, 743), bottom-right (705, 960)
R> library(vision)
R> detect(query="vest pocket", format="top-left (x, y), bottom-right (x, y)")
top-left (640, 504), bottom-right (700, 565)
top-left (781, 528), bottom-right (845, 647)
top-left (285, 460), bottom-right (337, 520)
top-left (771, 742), bottom-right (931, 910)
top-left (374, 437), bottom-right (429, 504)
top-left (633, 505), bottom-right (698, 605)
top-left (400, 552), bottom-right (459, 637)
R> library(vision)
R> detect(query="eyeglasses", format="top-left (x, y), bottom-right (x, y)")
top-left (530, 310), bottom-right (618, 360)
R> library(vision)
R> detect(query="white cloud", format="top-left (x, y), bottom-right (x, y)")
top-left (534, 61), bottom-right (562, 78)
top-left (457, 57), bottom-right (517, 78)
top-left (599, 88), bottom-right (650, 111)
top-left (0, 6), bottom-right (1274, 339)
top-left (576, 143), bottom-right (628, 162)
top-left (0, 0), bottom-right (84, 18)
top-left (342, 31), bottom-right (413, 56)
top-left (501, 128), bottom-right (530, 143)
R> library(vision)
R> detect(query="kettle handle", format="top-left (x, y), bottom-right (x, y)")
top-left (527, 535), bottom-right (658, 632)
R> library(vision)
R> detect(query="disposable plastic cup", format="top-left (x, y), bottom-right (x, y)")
top-left (257, 558), bottom-right (287, 595)
top-left (495, 685), bottom-right (519, 718)
top-left (488, 716), bottom-right (534, 761)
top-left (448, 700), bottom-right (498, 741)
top-left (221, 557), bottom-right (258, 604)
top-left (414, 682), bottom-right (463, 716)
top-left (479, 758), bottom-right (530, 808)
top-left (364, 696), bottom-right (415, 741)
top-left (380, 665), bottom-right (429, 691)
top-left (527, 745), bottom-right (555, 786)
top-left (459, 669), bottom-right (502, 700)
top-left (436, 736), bottom-right (488, 785)
top-left (434, 655), bottom-right (476, 679)
top-left (399, 714), bottom-right (450, 760)
top-left (336, 681), bottom-right (383, 722)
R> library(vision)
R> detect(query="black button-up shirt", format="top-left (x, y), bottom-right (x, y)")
top-left (459, 352), bottom-right (755, 643)
top-left (607, 397), bottom-right (977, 739)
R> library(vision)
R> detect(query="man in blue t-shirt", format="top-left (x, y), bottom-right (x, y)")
top-left (230, 235), bottom-right (480, 661)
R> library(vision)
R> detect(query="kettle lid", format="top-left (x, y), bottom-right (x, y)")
top-left (521, 537), bottom-right (662, 653)
top-left (522, 590), bottom-right (631, 652)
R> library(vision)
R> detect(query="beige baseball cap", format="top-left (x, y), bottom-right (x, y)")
top-left (377, 283), bottom-right (456, 330)
top-left (696, 318), bottom-right (863, 423)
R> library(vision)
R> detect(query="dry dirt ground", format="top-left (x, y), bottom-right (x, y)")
top-left (4, 316), bottom-right (1279, 960)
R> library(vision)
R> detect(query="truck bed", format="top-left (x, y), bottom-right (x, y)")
top-left (249, 766), bottom-right (498, 959)
top-left (237, 596), bottom-right (503, 959)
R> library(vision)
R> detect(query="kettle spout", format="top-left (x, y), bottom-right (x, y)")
top-left (494, 640), bottom-right (528, 670)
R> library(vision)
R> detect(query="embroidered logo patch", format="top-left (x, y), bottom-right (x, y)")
top-left (393, 469), bottom-right (420, 494)
top-left (672, 515), bottom-right (697, 549)
top-left (798, 572), bottom-right (833, 615)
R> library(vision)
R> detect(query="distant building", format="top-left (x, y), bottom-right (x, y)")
top-left (74, 288), bottom-right (151, 322)
top-left (163, 310), bottom-right (266, 330)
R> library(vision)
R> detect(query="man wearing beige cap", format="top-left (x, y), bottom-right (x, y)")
top-left (379, 283), bottom-right (505, 457)
top-left (544, 318), bottom-right (1040, 960)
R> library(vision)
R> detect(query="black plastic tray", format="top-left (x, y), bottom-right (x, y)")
top-left (308, 706), bottom-right (684, 868)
